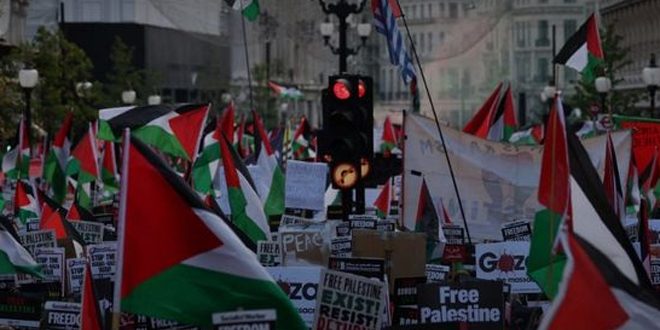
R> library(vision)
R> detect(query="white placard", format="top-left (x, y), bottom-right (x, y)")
top-left (476, 241), bottom-right (541, 294)
top-left (285, 160), bottom-right (327, 210)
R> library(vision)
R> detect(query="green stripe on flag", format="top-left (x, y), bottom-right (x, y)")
top-left (133, 126), bottom-right (189, 160)
top-left (228, 188), bottom-right (268, 243)
top-left (581, 53), bottom-right (603, 83)
top-left (242, 0), bottom-right (260, 21)
top-left (263, 167), bottom-right (285, 216)
top-left (527, 209), bottom-right (566, 299)
top-left (121, 264), bottom-right (306, 329)
top-left (0, 251), bottom-right (42, 278)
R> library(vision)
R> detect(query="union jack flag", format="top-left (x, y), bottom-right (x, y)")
top-left (372, 0), bottom-right (416, 85)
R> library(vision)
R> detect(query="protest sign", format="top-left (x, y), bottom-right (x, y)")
top-left (19, 229), bottom-right (56, 256)
top-left (404, 113), bottom-right (631, 240)
top-left (313, 269), bottom-right (385, 330)
top-left (280, 214), bottom-right (315, 226)
top-left (66, 258), bottom-right (86, 296)
top-left (651, 259), bottom-right (660, 286)
top-left (352, 230), bottom-right (426, 293)
top-left (500, 220), bottom-right (531, 241)
top-left (476, 241), bottom-right (540, 294)
top-left (417, 281), bottom-right (504, 329)
top-left (442, 224), bottom-right (465, 245)
top-left (35, 247), bottom-right (65, 284)
top-left (376, 220), bottom-right (396, 232)
top-left (425, 264), bottom-right (450, 283)
top-left (0, 292), bottom-right (43, 328)
top-left (267, 266), bottom-right (322, 327)
top-left (350, 219), bottom-right (378, 231)
top-left (349, 214), bottom-right (380, 221)
top-left (330, 237), bottom-right (352, 257)
top-left (329, 257), bottom-right (385, 280)
top-left (393, 277), bottom-right (426, 306)
top-left (88, 242), bottom-right (117, 279)
top-left (280, 224), bottom-right (330, 266)
top-left (0, 274), bottom-right (16, 291)
top-left (285, 160), bottom-right (327, 211)
top-left (392, 306), bottom-right (420, 326)
top-left (258, 240), bottom-right (282, 267)
top-left (26, 219), bottom-right (40, 232)
top-left (336, 222), bottom-right (350, 237)
top-left (624, 216), bottom-right (639, 242)
top-left (70, 220), bottom-right (104, 244)
top-left (42, 301), bottom-right (81, 329)
top-left (212, 309), bottom-right (276, 330)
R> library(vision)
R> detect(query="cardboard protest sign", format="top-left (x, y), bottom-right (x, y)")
top-left (70, 220), bottom-right (104, 244)
top-left (267, 266), bottom-right (322, 327)
top-left (87, 242), bottom-right (117, 279)
top-left (258, 241), bottom-right (282, 267)
top-left (66, 258), bottom-right (86, 296)
top-left (329, 257), bottom-right (385, 280)
top-left (417, 281), bottom-right (504, 329)
top-left (651, 259), bottom-right (660, 286)
top-left (352, 230), bottom-right (426, 293)
top-left (476, 241), bottom-right (541, 294)
top-left (313, 269), bottom-right (385, 330)
top-left (285, 160), bottom-right (327, 211)
top-left (330, 237), bottom-right (352, 257)
top-left (280, 223), bottom-right (330, 266)
top-left (376, 220), bottom-right (396, 232)
top-left (442, 224), bottom-right (465, 245)
top-left (425, 264), bottom-right (450, 283)
top-left (212, 309), bottom-right (276, 330)
top-left (405, 113), bottom-right (630, 240)
top-left (19, 229), bottom-right (56, 256)
top-left (0, 292), bottom-right (43, 328)
top-left (393, 277), bottom-right (426, 306)
top-left (500, 220), bottom-right (531, 241)
top-left (41, 301), bottom-right (81, 329)
top-left (34, 247), bottom-right (65, 284)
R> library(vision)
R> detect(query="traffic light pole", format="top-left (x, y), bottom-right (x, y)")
top-left (319, 0), bottom-right (366, 73)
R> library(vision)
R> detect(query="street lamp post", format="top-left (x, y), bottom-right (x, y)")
top-left (319, 0), bottom-right (370, 73)
top-left (595, 76), bottom-right (612, 118)
top-left (18, 69), bottom-right (39, 148)
top-left (642, 53), bottom-right (660, 118)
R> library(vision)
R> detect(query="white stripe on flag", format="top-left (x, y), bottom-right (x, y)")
top-left (565, 43), bottom-right (588, 72)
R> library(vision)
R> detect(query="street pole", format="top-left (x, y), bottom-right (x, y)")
top-left (319, 0), bottom-right (366, 74)
top-left (23, 88), bottom-right (32, 153)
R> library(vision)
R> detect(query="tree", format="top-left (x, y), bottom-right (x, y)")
top-left (569, 24), bottom-right (643, 117)
top-left (1, 27), bottom-right (97, 139)
top-left (101, 37), bottom-right (148, 106)
top-left (233, 60), bottom-right (285, 129)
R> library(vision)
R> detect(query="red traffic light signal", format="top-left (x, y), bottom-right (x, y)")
top-left (332, 79), bottom-right (351, 100)
top-left (358, 79), bottom-right (366, 98)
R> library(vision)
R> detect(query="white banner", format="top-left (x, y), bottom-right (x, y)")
top-left (476, 241), bottom-right (540, 294)
top-left (267, 266), bottom-right (322, 328)
top-left (403, 114), bottom-right (631, 240)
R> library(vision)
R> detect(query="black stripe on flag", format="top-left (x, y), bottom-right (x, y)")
top-left (553, 19), bottom-right (589, 65)
top-left (567, 133), bottom-right (654, 290)
top-left (129, 135), bottom-right (257, 251)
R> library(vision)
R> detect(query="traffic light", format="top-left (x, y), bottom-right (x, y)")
top-left (319, 74), bottom-right (373, 189)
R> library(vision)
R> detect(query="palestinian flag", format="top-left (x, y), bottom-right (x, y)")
top-left (101, 140), bottom-right (119, 194)
top-left (491, 85), bottom-right (517, 142)
top-left (553, 13), bottom-right (603, 82)
top-left (224, 0), bottom-right (260, 21)
top-left (14, 181), bottom-right (39, 225)
top-left (40, 203), bottom-right (86, 244)
top-left (0, 223), bottom-right (42, 277)
top-left (373, 179), bottom-right (391, 219)
top-left (638, 149), bottom-right (658, 275)
top-left (380, 116), bottom-right (398, 154)
top-left (2, 118), bottom-right (30, 180)
top-left (626, 154), bottom-right (642, 214)
top-left (66, 197), bottom-right (96, 222)
top-left (253, 111), bottom-right (285, 217)
top-left (509, 124), bottom-right (545, 145)
top-left (219, 132), bottom-right (270, 244)
top-left (43, 112), bottom-right (73, 202)
top-left (267, 81), bottom-right (303, 100)
top-left (603, 133), bottom-right (625, 223)
top-left (133, 104), bottom-right (210, 160)
top-left (191, 104), bottom-right (233, 196)
top-left (114, 134), bottom-right (304, 328)
top-left (236, 114), bottom-right (247, 158)
top-left (415, 177), bottom-right (444, 262)
top-left (291, 116), bottom-right (315, 160)
top-left (539, 230), bottom-right (660, 329)
top-left (67, 123), bottom-right (100, 184)
top-left (98, 106), bottom-right (134, 141)
top-left (440, 200), bottom-right (452, 225)
top-left (527, 96), bottom-right (569, 299)
top-left (463, 82), bottom-right (503, 139)
top-left (81, 261), bottom-right (103, 330)
top-left (74, 181), bottom-right (94, 213)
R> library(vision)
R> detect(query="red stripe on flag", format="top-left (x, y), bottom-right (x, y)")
top-left (538, 97), bottom-right (569, 214)
top-left (169, 105), bottom-right (209, 160)
top-left (586, 14), bottom-right (603, 59)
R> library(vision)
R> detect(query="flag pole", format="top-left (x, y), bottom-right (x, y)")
top-left (112, 129), bottom-right (131, 330)
top-left (394, 0), bottom-right (472, 244)
top-left (240, 10), bottom-right (255, 111)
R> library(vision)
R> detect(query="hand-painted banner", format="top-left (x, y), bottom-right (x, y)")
top-left (403, 114), bottom-right (631, 240)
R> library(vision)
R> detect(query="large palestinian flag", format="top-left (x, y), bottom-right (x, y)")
top-left (252, 111), bottom-right (285, 217)
top-left (553, 13), bottom-right (603, 81)
top-left (114, 134), bottom-right (304, 328)
top-left (14, 181), bottom-right (39, 225)
top-left (0, 223), bottom-right (42, 277)
top-left (67, 123), bottom-right (100, 184)
top-left (43, 112), bottom-right (73, 202)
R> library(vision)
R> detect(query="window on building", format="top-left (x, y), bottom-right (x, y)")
top-left (536, 20), bottom-right (549, 47)
top-left (564, 19), bottom-right (577, 42)
top-left (537, 57), bottom-right (549, 82)
top-left (420, 33), bottom-right (426, 53)
top-left (539, 0), bottom-right (548, 3)
top-left (428, 32), bottom-right (433, 52)
top-left (564, 0), bottom-right (576, 3)
top-left (439, 31), bottom-right (445, 45)
top-left (516, 22), bottom-right (525, 47)
top-left (428, 4), bottom-right (433, 18)
top-left (439, 3), bottom-right (445, 17)
top-left (411, 5), bottom-right (417, 19)
top-left (449, 3), bottom-right (458, 19)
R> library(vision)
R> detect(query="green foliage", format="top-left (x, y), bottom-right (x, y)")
top-left (101, 37), bottom-right (153, 106)
top-left (234, 60), bottom-right (285, 128)
top-left (569, 24), bottom-right (643, 117)
top-left (1, 27), bottom-right (97, 140)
